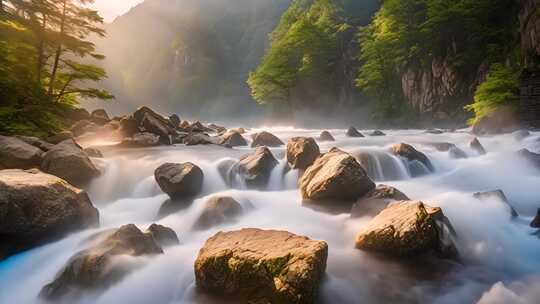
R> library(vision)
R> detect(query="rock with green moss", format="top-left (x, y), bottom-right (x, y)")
top-left (355, 201), bottom-right (458, 259)
top-left (194, 228), bottom-right (328, 304)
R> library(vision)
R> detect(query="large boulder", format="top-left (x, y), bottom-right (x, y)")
top-left (351, 184), bottom-right (410, 218)
top-left (193, 196), bottom-right (246, 230)
top-left (40, 224), bottom-right (163, 300)
top-left (390, 143), bottom-right (434, 172)
top-left (90, 109), bottom-right (110, 125)
top-left (355, 201), bottom-right (458, 258)
top-left (470, 137), bottom-right (487, 155)
top-left (299, 148), bottom-right (375, 202)
top-left (286, 137), bottom-right (320, 170)
top-left (236, 147), bottom-right (278, 189)
top-left (119, 132), bottom-right (160, 148)
top-left (46, 131), bottom-right (74, 145)
top-left (41, 140), bottom-right (100, 187)
top-left (472, 107), bottom-right (521, 135)
top-left (318, 131), bottom-right (335, 142)
top-left (133, 107), bottom-right (176, 138)
top-left (0, 169), bottom-right (99, 260)
top-left (0, 136), bottom-right (43, 169)
top-left (220, 130), bottom-right (247, 147)
top-left (15, 136), bottom-right (54, 152)
top-left (118, 116), bottom-right (140, 138)
top-left (251, 131), bottom-right (284, 147)
top-left (473, 190), bottom-right (519, 218)
top-left (346, 127), bottom-right (364, 138)
top-left (154, 163), bottom-right (204, 200)
top-left (194, 228), bottom-right (328, 304)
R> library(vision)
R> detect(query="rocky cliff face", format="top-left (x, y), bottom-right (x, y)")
top-left (520, 0), bottom-right (540, 69)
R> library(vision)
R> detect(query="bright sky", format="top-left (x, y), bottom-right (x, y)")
top-left (89, 0), bottom-right (145, 23)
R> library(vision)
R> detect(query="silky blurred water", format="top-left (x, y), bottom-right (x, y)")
top-left (1, 127), bottom-right (540, 304)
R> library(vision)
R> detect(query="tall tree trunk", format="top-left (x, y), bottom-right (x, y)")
top-left (36, 14), bottom-right (47, 84)
top-left (48, 0), bottom-right (67, 96)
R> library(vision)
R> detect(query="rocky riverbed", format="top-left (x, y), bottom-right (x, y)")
top-left (1, 107), bottom-right (540, 303)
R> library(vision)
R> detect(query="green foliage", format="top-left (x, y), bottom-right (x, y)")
top-left (247, 0), bottom-right (352, 108)
top-left (357, 0), bottom-right (519, 121)
top-left (0, 0), bottom-right (112, 136)
top-left (465, 64), bottom-right (520, 124)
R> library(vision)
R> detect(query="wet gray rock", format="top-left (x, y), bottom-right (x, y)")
top-left (0, 135), bottom-right (43, 169)
top-left (346, 127), bottom-right (364, 138)
top-left (370, 130), bottom-right (386, 136)
top-left (531, 208), bottom-right (540, 228)
top-left (390, 143), bottom-right (434, 172)
top-left (46, 131), bottom-right (74, 144)
top-left (0, 169), bottom-right (99, 260)
top-left (513, 129), bottom-right (530, 141)
top-left (154, 162), bottom-right (204, 200)
top-left (517, 149), bottom-right (540, 169)
top-left (318, 130), bottom-right (335, 142)
top-left (470, 137), bottom-right (487, 155)
top-left (41, 140), bottom-right (100, 187)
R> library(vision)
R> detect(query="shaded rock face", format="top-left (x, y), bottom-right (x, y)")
top-left (473, 190), bottom-right (519, 218)
top-left (531, 208), bottom-right (540, 228)
top-left (84, 148), bottom-right (103, 158)
top-left (194, 228), bottom-right (328, 304)
top-left (193, 196), bottom-right (246, 230)
top-left (220, 131), bottom-right (247, 147)
top-left (40, 224), bottom-right (163, 300)
top-left (154, 162), bottom-right (204, 200)
top-left (286, 137), bottom-right (320, 171)
top-left (355, 201), bottom-right (458, 259)
top-left (0, 169), bottom-right (99, 260)
top-left (41, 140), bottom-right (100, 187)
top-left (15, 136), bottom-right (54, 152)
top-left (251, 131), bottom-right (284, 147)
top-left (470, 137), bottom-right (487, 155)
top-left (472, 107), bottom-right (521, 135)
top-left (118, 116), bottom-right (140, 138)
top-left (369, 130), bottom-right (386, 136)
top-left (318, 131), bottom-right (335, 142)
top-left (0, 136), bottom-right (43, 169)
top-left (351, 185), bottom-right (410, 218)
top-left (120, 132), bottom-right (160, 148)
top-left (520, 0), bottom-right (540, 68)
top-left (90, 109), bottom-right (111, 125)
top-left (169, 114), bottom-right (181, 128)
top-left (518, 148), bottom-right (540, 169)
top-left (236, 147), bottom-right (278, 189)
top-left (390, 143), bottom-right (434, 173)
top-left (46, 131), bottom-right (74, 145)
top-left (346, 127), bottom-right (364, 138)
top-left (184, 133), bottom-right (220, 146)
top-left (300, 148), bottom-right (375, 202)
top-left (133, 107), bottom-right (176, 142)
top-left (145, 224), bottom-right (180, 247)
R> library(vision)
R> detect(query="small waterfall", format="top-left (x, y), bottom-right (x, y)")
top-left (353, 150), bottom-right (410, 181)
top-left (268, 160), bottom-right (289, 191)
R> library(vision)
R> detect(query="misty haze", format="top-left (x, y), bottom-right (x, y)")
top-left (1, 1), bottom-right (540, 304)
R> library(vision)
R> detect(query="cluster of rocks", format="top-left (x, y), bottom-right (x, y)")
top-left (0, 135), bottom-right (101, 187)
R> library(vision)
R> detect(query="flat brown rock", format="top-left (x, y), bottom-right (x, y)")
top-left (195, 228), bottom-right (328, 304)
top-left (251, 131), bottom-right (284, 147)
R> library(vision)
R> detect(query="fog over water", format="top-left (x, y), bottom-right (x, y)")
top-left (1, 127), bottom-right (540, 303)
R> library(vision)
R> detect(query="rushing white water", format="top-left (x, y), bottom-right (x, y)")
top-left (1, 128), bottom-right (540, 304)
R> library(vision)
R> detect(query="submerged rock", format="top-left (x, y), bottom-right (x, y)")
top-left (390, 143), bottom-right (434, 172)
top-left (0, 135), bottom-right (43, 169)
top-left (193, 196), bottom-right (246, 230)
top-left (428, 142), bottom-right (467, 159)
top-left (41, 140), bottom-right (100, 187)
top-left (517, 149), bottom-right (540, 169)
top-left (346, 127), bottom-right (364, 138)
top-left (0, 169), bottom-right (99, 260)
top-left (351, 184), bottom-right (410, 218)
top-left (369, 130), bottom-right (386, 136)
top-left (251, 131), bottom-right (284, 147)
top-left (513, 129), bottom-right (530, 141)
top-left (40, 224), bottom-right (163, 300)
top-left (531, 208), bottom-right (540, 228)
top-left (473, 190), bottom-right (519, 218)
top-left (318, 130), bottom-right (335, 142)
top-left (154, 162), bottom-right (204, 200)
top-left (300, 148), bottom-right (375, 202)
top-left (236, 147), bottom-right (278, 189)
top-left (194, 228), bottom-right (328, 304)
top-left (145, 223), bottom-right (180, 247)
top-left (120, 132), bottom-right (160, 148)
top-left (355, 201), bottom-right (458, 259)
top-left (469, 137), bottom-right (487, 155)
top-left (286, 137), bottom-right (320, 170)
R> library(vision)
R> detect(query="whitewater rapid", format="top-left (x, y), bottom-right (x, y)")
top-left (1, 128), bottom-right (539, 304)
